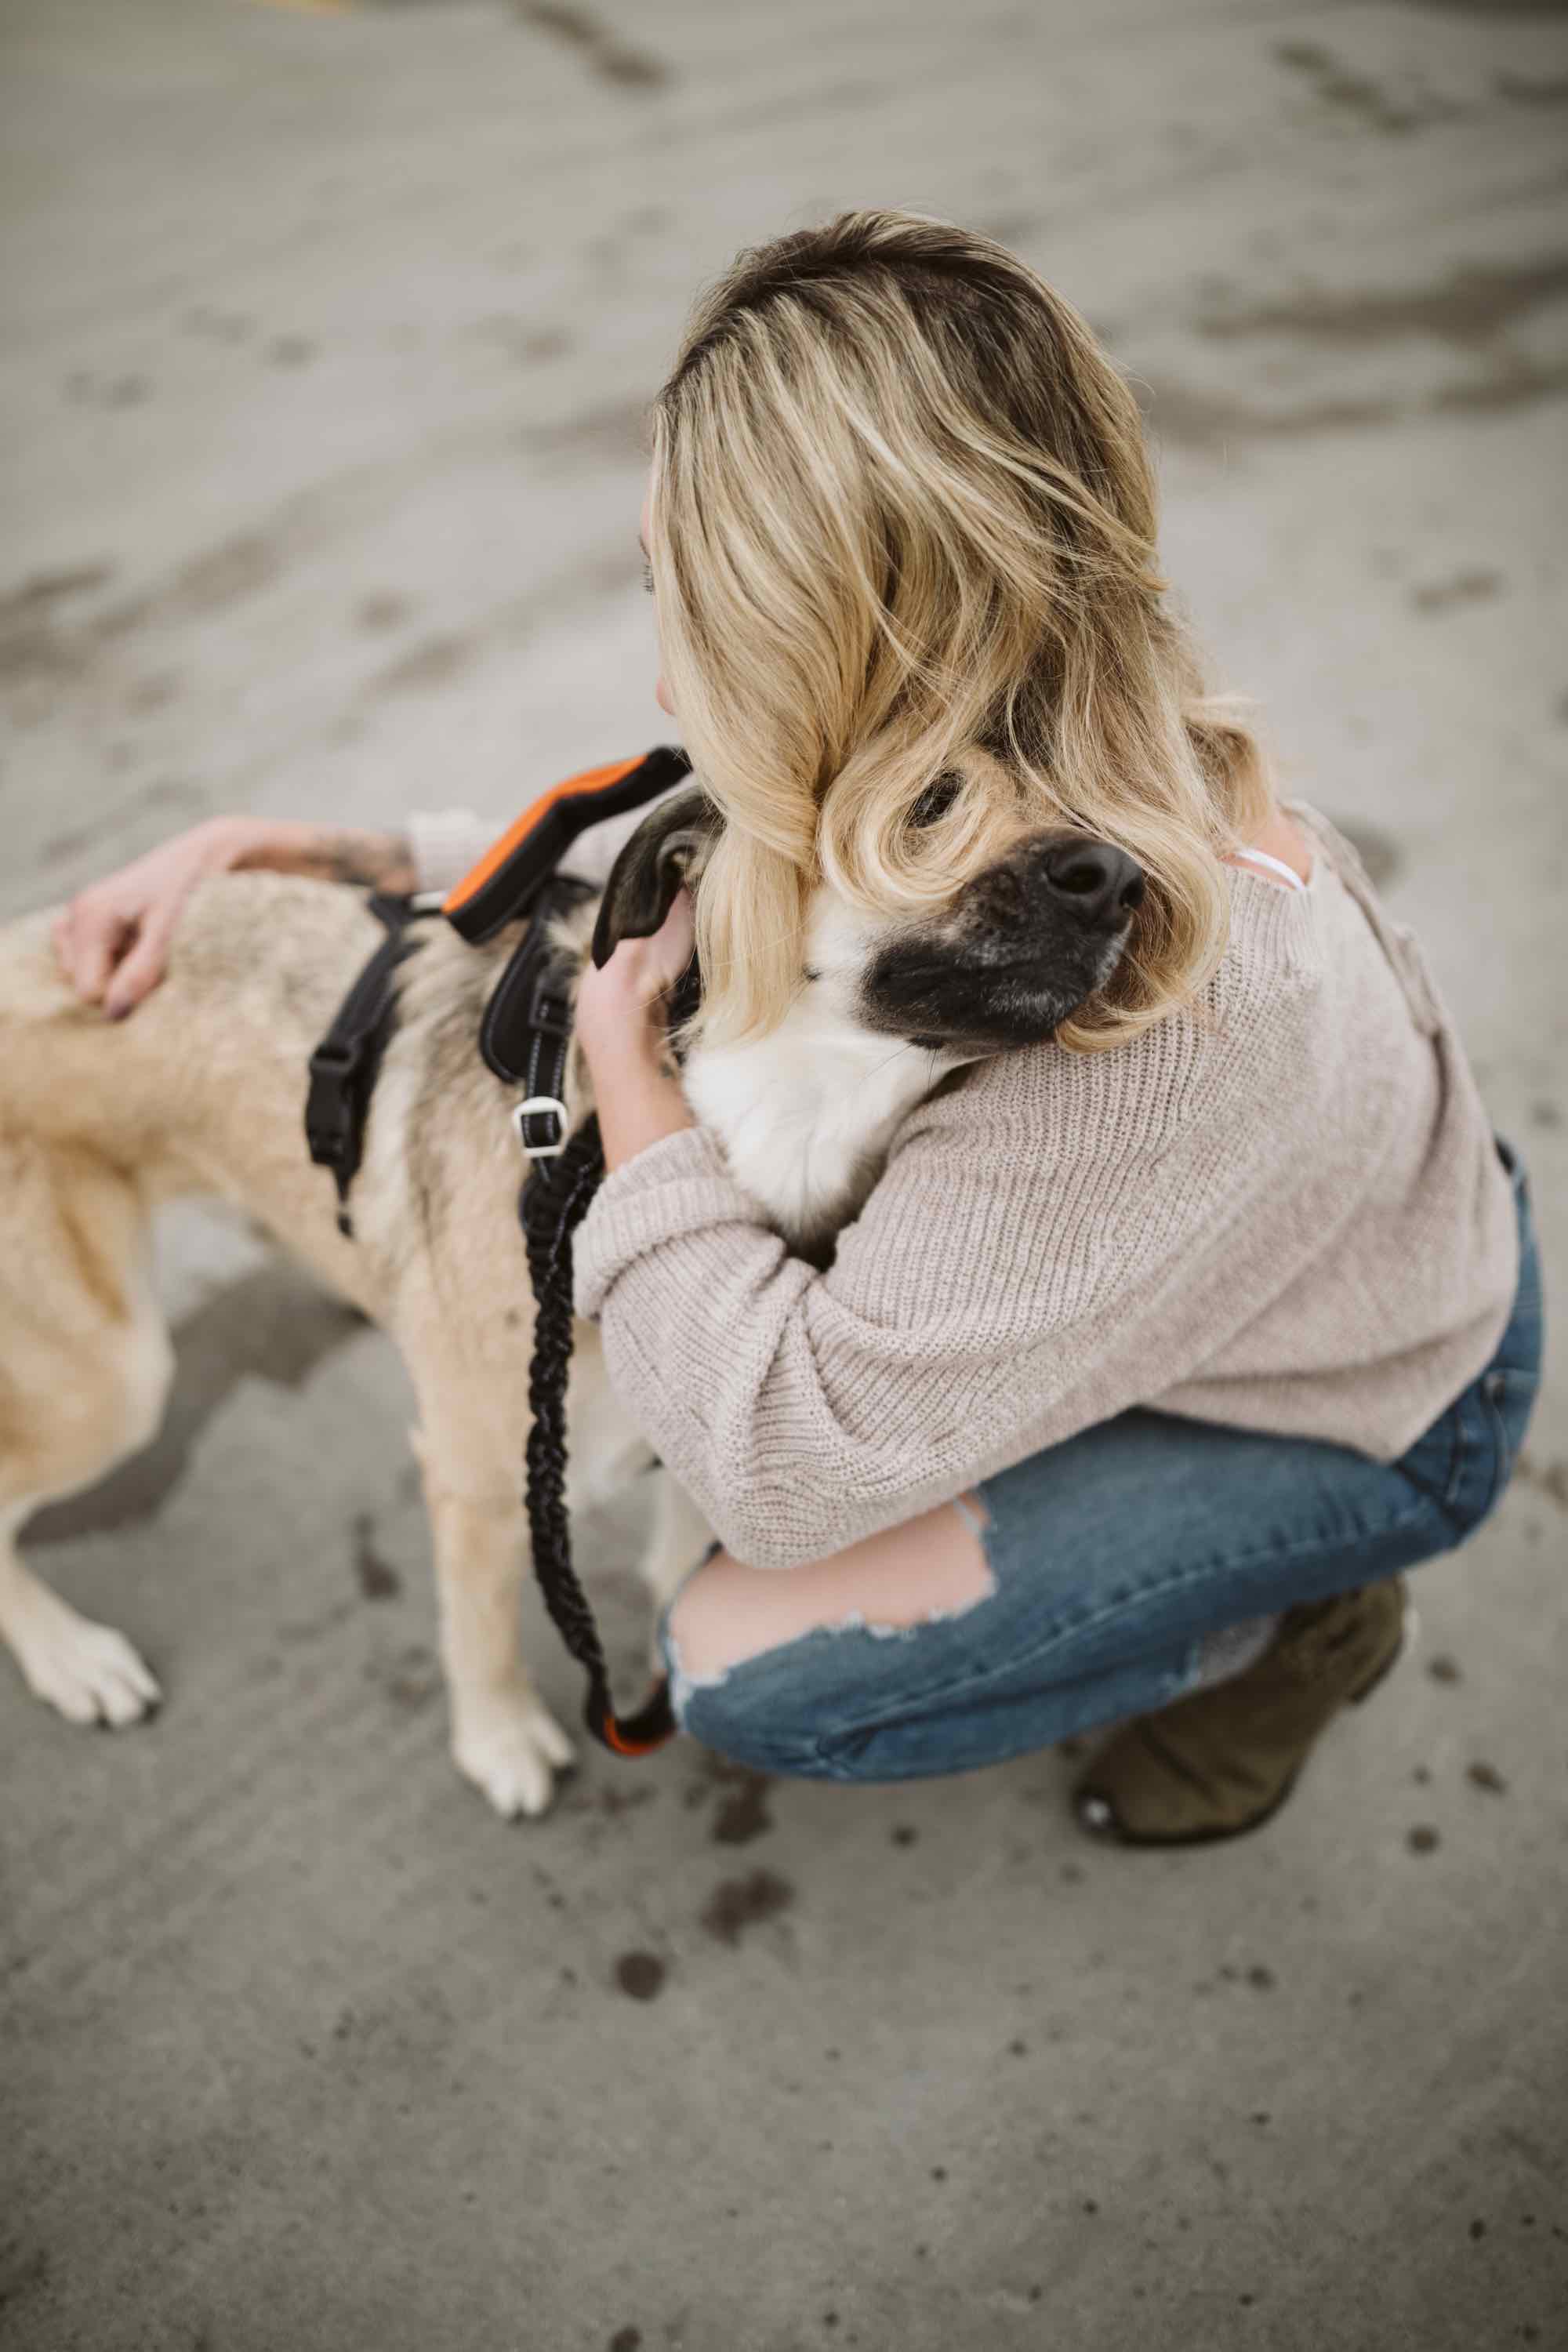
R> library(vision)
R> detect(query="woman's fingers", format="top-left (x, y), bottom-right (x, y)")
top-left (54, 890), bottom-right (131, 1003)
top-left (654, 885), bottom-right (696, 986)
top-left (101, 906), bottom-right (177, 1020)
top-left (52, 822), bottom-right (238, 1012)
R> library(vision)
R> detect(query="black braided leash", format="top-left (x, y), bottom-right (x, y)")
top-left (519, 1113), bottom-right (677, 1755)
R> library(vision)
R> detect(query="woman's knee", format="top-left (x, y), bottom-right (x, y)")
top-left (658, 1507), bottom-right (996, 1774)
top-left (659, 1552), bottom-right (825, 1769)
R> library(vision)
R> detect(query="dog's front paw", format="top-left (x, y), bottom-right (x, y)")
top-left (452, 1687), bottom-right (576, 1820)
top-left (4, 1577), bottom-right (162, 1728)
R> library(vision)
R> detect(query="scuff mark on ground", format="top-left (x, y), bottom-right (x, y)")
top-left (1193, 256), bottom-right (1568, 352)
top-left (514, 3), bottom-right (669, 91)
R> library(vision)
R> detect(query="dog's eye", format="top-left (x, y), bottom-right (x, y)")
top-left (909, 775), bottom-right (960, 829)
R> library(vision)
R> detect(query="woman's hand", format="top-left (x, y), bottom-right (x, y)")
top-left (53, 816), bottom-right (418, 1018)
top-left (575, 888), bottom-right (697, 1171)
top-left (53, 817), bottom-right (277, 1018)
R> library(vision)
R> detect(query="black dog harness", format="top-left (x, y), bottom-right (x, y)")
top-left (304, 892), bottom-right (445, 1237)
top-left (305, 746), bottom-right (693, 1757)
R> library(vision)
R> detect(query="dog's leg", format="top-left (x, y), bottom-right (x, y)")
top-left (412, 1432), bottom-right (575, 1820)
top-left (0, 1505), bottom-right (163, 1726)
top-left (0, 1148), bottom-right (171, 1726)
top-left (635, 1472), bottom-right (717, 1664)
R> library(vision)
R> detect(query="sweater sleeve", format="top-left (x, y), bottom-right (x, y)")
top-left (408, 808), bottom-right (494, 898)
top-left (572, 1011), bottom-right (1318, 1569)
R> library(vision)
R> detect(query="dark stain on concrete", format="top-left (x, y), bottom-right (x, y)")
top-left (386, 1646), bottom-right (441, 1710)
top-left (1400, 1), bottom-right (1568, 16)
top-left (515, 3), bottom-right (669, 90)
top-left (369, 633), bottom-right (476, 695)
top-left (172, 532), bottom-right (282, 615)
top-left (1427, 1652), bottom-right (1462, 1684)
top-left (891, 1824), bottom-right (919, 1847)
top-left (1274, 39), bottom-right (1447, 136)
top-left (526, 395), bottom-right (651, 463)
top-left (699, 1867), bottom-right (794, 1947)
top-left (684, 1753), bottom-right (775, 1842)
top-left (1497, 71), bottom-right (1568, 106)
top-left (473, 315), bottom-right (575, 367)
top-left (0, 608), bottom-right (96, 687)
top-left (1467, 1759), bottom-right (1509, 1795)
top-left (711, 1769), bottom-right (774, 1846)
top-left (351, 1514), bottom-right (402, 1601)
top-left (356, 590), bottom-right (413, 633)
top-left (1517, 1453), bottom-right (1568, 1509)
top-left (1142, 380), bottom-right (1397, 452)
top-left (267, 336), bottom-right (317, 368)
top-left (1432, 354), bottom-right (1568, 416)
top-left (1327, 816), bottom-right (1403, 890)
top-left (1194, 256), bottom-right (1568, 353)
top-left (185, 306), bottom-right (252, 343)
top-left (0, 2240), bottom-right (51, 2318)
top-left (614, 1951), bottom-right (667, 2002)
top-left (30, 1261), bottom-right (362, 1547)
top-left (0, 563), bottom-right (116, 627)
top-left (1407, 1824), bottom-right (1441, 1853)
top-left (1247, 1964), bottom-right (1277, 1991)
top-left (1410, 568), bottom-right (1504, 613)
top-left (608, 2328), bottom-right (643, 2352)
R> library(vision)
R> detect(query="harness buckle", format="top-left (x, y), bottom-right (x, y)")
top-left (514, 1096), bottom-right (570, 1159)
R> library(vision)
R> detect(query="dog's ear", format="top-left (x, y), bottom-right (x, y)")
top-left (590, 782), bottom-right (722, 969)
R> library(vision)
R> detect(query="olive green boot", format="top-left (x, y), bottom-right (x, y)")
top-left (1074, 1581), bottom-right (1408, 1847)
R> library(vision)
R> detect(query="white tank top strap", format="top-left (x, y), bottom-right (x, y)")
top-left (1231, 844), bottom-right (1309, 893)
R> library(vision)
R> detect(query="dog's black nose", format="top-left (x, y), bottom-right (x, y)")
top-left (1040, 842), bottom-right (1145, 925)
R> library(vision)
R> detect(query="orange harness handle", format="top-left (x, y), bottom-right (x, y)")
top-left (444, 746), bottom-right (691, 942)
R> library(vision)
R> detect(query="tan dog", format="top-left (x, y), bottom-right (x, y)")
top-left (0, 782), bottom-right (1142, 1817)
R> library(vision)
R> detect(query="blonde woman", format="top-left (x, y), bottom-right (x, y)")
top-left (56, 213), bottom-right (1539, 1843)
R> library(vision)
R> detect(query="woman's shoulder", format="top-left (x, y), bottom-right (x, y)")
top-left (903, 867), bottom-right (1331, 1162)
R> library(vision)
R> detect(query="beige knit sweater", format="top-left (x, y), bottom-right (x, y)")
top-left (418, 801), bottom-right (1519, 1572)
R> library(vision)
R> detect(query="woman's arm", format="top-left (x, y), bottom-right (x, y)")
top-left (54, 815), bottom-right (419, 1018)
top-left (572, 999), bottom-right (1318, 1572)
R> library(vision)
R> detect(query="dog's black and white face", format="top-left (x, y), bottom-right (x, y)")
top-left (831, 828), bottom-right (1142, 1056)
top-left (594, 775), bottom-right (1144, 1058)
top-left (590, 775), bottom-right (1145, 1250)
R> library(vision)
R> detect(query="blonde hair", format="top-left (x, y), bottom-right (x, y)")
top-left (648, 209), bottom-right (1272, 1051)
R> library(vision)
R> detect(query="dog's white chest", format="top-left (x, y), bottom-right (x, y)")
top-left (682, 1005), bottom-right (957, 1248)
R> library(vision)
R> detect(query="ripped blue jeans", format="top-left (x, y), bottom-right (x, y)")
top-left (659, 1145), bottom-right (1541, 1781)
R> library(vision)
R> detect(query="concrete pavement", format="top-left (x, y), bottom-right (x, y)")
top-left (2, 3), bottom-right (1565, 2347)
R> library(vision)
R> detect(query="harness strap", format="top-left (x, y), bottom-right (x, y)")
top-left (478, 873), bottom-right (597, 1163)
top-left (305, 894), bottom-right (441, 1236)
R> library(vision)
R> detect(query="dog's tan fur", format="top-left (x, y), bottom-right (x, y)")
top-left (1, 797), bottom-right (1139, 1816)
top-left (0, 875), bottom-right (708, 1816)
